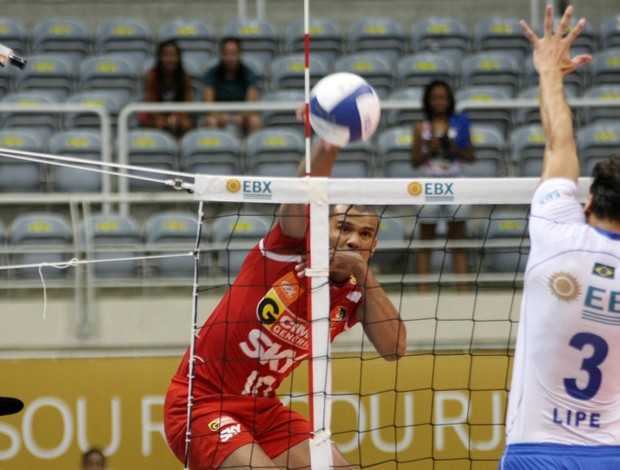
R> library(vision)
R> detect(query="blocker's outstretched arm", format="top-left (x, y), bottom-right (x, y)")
top-left (278, 140), bottom-right (340, 239)
top-left (520, 5), bottom-right (591, 183)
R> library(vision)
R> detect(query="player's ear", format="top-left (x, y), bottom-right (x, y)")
top-left (369, 238), bottom-right (378, 257)
top-left (584, 194), bottom-right (594, 216)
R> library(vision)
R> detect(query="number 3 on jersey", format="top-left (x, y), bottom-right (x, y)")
top-left (564, 332), bottom-right (609, 400)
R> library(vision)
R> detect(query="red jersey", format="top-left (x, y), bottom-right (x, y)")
top-left (174, 223), bottom-right (363, 397)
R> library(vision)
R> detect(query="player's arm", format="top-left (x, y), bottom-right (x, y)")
top-left (278, 140), bottom-right (340, 238)
top-left (520, 5), bottom-right (592, 183)
top-left (353, 261), bottom-right (407, 361)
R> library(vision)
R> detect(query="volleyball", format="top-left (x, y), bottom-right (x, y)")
top-left (309, 72), bottom-right (381, 147)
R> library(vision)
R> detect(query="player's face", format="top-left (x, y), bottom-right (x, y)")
top-left (329, 206), bottom-right (379, 263)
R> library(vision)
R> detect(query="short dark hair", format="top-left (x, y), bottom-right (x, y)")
top-left (422, 80), bottom-right (455, 120)
top-left (82, 448), bottom-right (105, 465)
top-left (589, 154), bottom-right (620, 223)
top-left (219, 36), bottom-right (242, 52)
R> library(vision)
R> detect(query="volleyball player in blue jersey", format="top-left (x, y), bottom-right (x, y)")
top-left (500, 5), bottom-right (620, 469)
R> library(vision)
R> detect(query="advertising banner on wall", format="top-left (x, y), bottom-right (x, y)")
top-left (0, 353), bottom-right (510, 469)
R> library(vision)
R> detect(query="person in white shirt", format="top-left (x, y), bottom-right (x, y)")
top-left (501, 5), bottom-right (620, 469)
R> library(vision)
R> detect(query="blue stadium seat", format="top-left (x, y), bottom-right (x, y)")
top-left (460, 51), bottom-right (521, 97)
top-left (64, 89), bottom-right (131, 129)
top-left (158, 18), bottom-right (217, 57)
top-left (0, 128), bottom-right (48, 192)
top-left (47, 129), bottom-right (103, 192)
top-left (385, 87), bottom-right (423, 127)
top-left (376, 126), bottom-right (419, 178)
top-left (0, 17), bottom-right (28, 55)
top-left (333, 53), bottom-right (394, 99)
top-left (32, 17), bottom-right (91, 61)
top-left (96, 18), bottom-right (154, 62)
top-left (600, 15), bottom-right (620, 50)
top-left (13, 54), bottom-right (77, 100)
top-left (396, 52), bottom-right (458, 90)
top-left (473, 17), bottom-right (530, 60)
top-left (245, 127), bottom-right (305, 177)
top-left (284, 17), bottom-right (343, 62)
top-left (179, 128), bottom-right (242, 176)
top-left (268, 53), bottom-right (329, 91)
top-left (580, 84), bottom-right (620, 125)
top-left (590, 48), bottom-right (620, 87)
top-left (79, 213), bottom-right (143, 278)
top-left (1, 90), bottom-right (62, 141)
top-left (481, 208), bottom-right (529, 274)
top-left (463, 125), bottom-right (506, 177)
top-left (260, 89), bottom-right (305, 131)
top-left (410, 16), bottom-right (470, 60)
top-left (9, 212), bottom-right (73, 279)
top-left (326, 137), bottom-right (375, 178)
top-left (77, 54), bottom-right (140, 96)
top-left (125, 128), bottom-right (178, 190)
top-left (347, 17), bottom-right (406, 63)
top-left (144, 211), bottom-right (203, 277)
top-left (510, 123), bottom-right (545, 177)
top-left (455, 85), bottom-right (513, 137)
top-left (577, 121), bottom-right (620, 177)
top-left (211, 213), bottom-right (272, 276)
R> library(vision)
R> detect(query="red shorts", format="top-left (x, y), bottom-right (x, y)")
top-left (164, 379), bottom-right (311, 469)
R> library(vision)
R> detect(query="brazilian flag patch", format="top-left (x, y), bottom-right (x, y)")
top-left (592, 263), bottom-right (615, 279)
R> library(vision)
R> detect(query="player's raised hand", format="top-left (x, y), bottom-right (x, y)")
top-left (520, 4), bottom-right (592, 77)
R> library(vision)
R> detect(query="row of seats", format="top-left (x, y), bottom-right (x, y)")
top-left (3, 15), bottom-right (620, 65)
top-left (1, 118), bottom-right (618, 193)
top-left (0, 208), bottom-right (530, 280)
top-left (2, 45), bottom-right (620, 102)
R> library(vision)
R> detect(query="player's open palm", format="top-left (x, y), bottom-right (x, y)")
top-left (520, 4), bottom-right (591, 77)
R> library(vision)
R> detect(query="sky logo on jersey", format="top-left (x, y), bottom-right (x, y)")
top-left (242, 180), bottom-right (273, 201)
top-left (592, 263), bottom-right (615, 279)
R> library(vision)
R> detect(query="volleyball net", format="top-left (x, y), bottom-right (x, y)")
top-left (189, 174), bottom-right (592, 469)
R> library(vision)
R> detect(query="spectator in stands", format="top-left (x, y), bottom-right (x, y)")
top-left (139, 39), bottom-right (194, 137)
top-left (202, 37), bottom-right (263, 136)
top-left (80, 448), bottom-right (106, 470)
top-left (411, 80), bottom-right (475, 292)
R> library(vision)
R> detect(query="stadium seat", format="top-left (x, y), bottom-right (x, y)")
top-left (333, 53), bottom-right (394, 99)
top-left (144, 211), bottom-right (203, 277)
top-left (79, 213), bottom-right (143, 278)
top-left (268, 53), bottom-right (329, 91)
top-left (211, 213), bottom-right (272, 275)
top-left (514, 85), bottom-right (578, 127)
top-left (460, 51), bottom-right (521, 97)
top-left (473, 17), bottom-right (530, 60)
top-left (577, 121), bottom-right (620, 177)
top-left (284, 17), bottom-right (343, 62)
top-left (95, 18), bottom-right (154, 62)
top-left (64, 89), bottom-right (130, 129)
top-left (385, 87), bottom-right (424, 127)
top-left (245, 127), bottom-right (305, 177)
top-left (260, 89), bottom-right (305, 131)
top-left (77, 54), bottom-right (140, 96)
top-left (600, 15), bottom-right (620, 50)
top-left (590, 48), bottom-right (620, 87)
top-left (328, 137), bottom-right (375, 178)
top-left (347, 17), bottom-right (406, 63)
top-left (179, 128), bottom-right (242, 176)
top-left (181, 52), bottom-right (211, 100)
top-left (47, 129), bottom-right (102, 192)
top-left (370, 213), bottom-right (412, 273)
top-left (125, 129), bottom-right (178, 190)
top-left (410, 16), bottom-right (470, 60)
top-left (481, 208), bottom-right (529, 273)
top-left (463, 125), bottom-right (506, 177)
top-left (510, 124), bottom-right (545, 177)
top-left (455, 85), bottom-right (513, 137)
top-left (13, 54), bottom-right (77, 100)
top-left (376, 125), bottom-right (420, 178)
top-left (32, 17), bottom-right (91, 61)
top-left (395, 52), bottom-right (458, 90)
top-left (158, 18), bottom-right (218, 57)
top-left (1, 90), bottom-right (62, 140)
top-left (0, 128), bottom-right (48, 192)
top-left (580, 84), bottom-right (620, 125)
top-left (9, 212), bottom-right (73, 279)
top-left (0, 17), bottom-right (28, 55)
top-left (222, 19), bottom-right (280, 64)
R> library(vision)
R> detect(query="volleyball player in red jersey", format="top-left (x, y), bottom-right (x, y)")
top-left (164, 140), bottom-right (407, 469)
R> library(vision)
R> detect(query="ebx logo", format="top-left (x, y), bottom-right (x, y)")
top-left (408, 181), bottom-right (455, 202)
top-left (226, 178), bottom-right (273, 201)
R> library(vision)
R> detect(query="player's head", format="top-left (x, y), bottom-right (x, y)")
top-left (329, 204), bottom-right (379, 262)
top-left (81, 448), bottom-right (106, 470)
top-left (422, 80), bottom-right (455, 120)
top-left (587, 154), bottom-right (620, 223)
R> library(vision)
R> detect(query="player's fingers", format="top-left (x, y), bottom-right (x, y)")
top-left (543, 3), bottom-right (554, 38)
top-left (572, 54), bottom-right (593, 67)
top-left (565, 18), bottom-right (586, 44)
top-left (520, 20), bottom-right (539, 45)
top-left (556, 5), bottom-right (574, 38)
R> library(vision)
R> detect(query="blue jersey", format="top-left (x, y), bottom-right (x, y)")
top-left (502, 178), bottom-right (620, 466)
